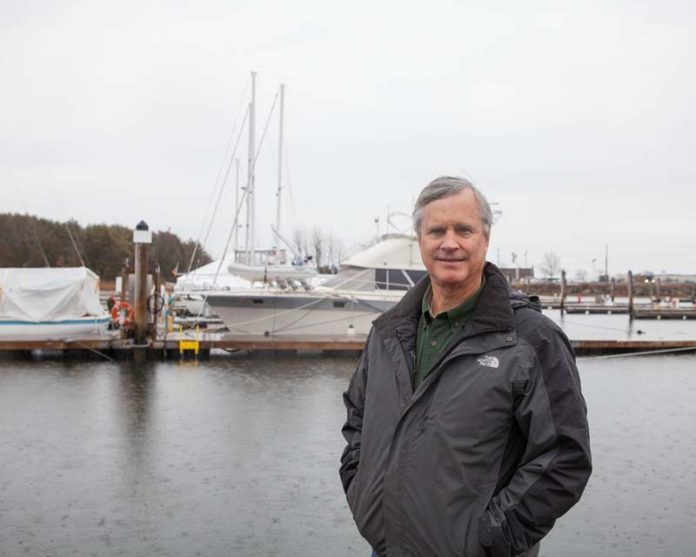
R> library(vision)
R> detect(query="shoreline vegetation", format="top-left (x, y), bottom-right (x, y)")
top-left (0, 213), bottom-right (212, 282)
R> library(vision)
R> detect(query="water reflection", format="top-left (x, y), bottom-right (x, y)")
top-left (1, 355), bottom-right (694, 556)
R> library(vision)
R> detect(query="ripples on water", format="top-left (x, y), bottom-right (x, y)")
top-left (0, 353), bottom-right (695, 556)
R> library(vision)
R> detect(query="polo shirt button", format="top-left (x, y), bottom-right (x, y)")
top-left (431, 340), bottom-right (437, 346)
top-left (506, 336), bottom-right (513, 342)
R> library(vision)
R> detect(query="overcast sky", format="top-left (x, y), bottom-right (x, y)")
top-left (1, 0), bottom-right (694, 277)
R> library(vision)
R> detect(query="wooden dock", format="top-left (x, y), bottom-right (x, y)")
top-left (570, 339), bottom-right (696, 356)
top-left (548, 303), bottom-right (696, 319)
top-left (2, 332), bottom-right (696, 358)
top-left (0, 332), bottom-right (367, 359)
top-left (563, 304), bottom-right (629, 315)
top-left (632, 308), bottom-right (696, 319)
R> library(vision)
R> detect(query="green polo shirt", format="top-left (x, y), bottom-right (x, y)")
top-left (414, 277), bottom-right (486, 389)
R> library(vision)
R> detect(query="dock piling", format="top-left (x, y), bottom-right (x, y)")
top-left (120, 258), bottom-right (129, 303)
top-left (628, 270), bottom-right (634, 320)
top-left (133, 221), bottom-right (152, 347)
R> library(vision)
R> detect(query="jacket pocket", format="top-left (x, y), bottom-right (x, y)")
top-left (478, 508), bottom-right (512, 557)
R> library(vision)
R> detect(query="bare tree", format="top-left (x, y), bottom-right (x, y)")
top-left (574, 269), bottom-right (588, 283)
top-left (291, 226), bottom-right (308, 259)
top-left (540, 251), bottom-right (561, 278)
top-left (326, 233), bottom-right (335, 270)
top-left (326, 233), bottom-right (344, 273)
top-left (334, 239), bottom-right (345, 266)
top-left (311, 226), bottom-right (325, 269)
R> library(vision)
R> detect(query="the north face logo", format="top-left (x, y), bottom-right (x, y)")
top-left (477, 355), bottom-right (499, 368)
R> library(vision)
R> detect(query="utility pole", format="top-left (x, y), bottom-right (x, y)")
top-left (604, 244), bottom-right (609, 281)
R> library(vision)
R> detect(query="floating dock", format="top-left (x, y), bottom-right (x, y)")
top-left (632, 308), bottom-right (696, 320)
top-left (548, 303), bottom-right (696, 319)
top-left (563, 304), bottom-right (630, 315)
top-left (2, 331), bottom-right (696, 359)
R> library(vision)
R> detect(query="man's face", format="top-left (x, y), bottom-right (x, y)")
top-left (418, 189), bottom-right (489, 295)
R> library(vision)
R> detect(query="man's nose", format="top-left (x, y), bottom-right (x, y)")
top-left (440, 229), bottom-right (457, 249)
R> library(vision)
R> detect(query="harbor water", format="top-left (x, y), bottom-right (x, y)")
top-left (547, 308), bottom-right (696, 342)
top-left (1, 329), bottom-right (696, 556)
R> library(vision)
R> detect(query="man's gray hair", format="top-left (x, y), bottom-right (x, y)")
top-left (412, 176), bottom-right (493, 238)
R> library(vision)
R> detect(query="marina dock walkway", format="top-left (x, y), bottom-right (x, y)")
top-left (2, 331), bottom-right (696, 358)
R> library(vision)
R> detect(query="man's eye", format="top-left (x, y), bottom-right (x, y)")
top-left (428, 229), bottom-right (445, 236)
top-left (456, 227), bottom-right (473, 235)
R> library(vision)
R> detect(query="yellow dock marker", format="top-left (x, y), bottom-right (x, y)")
top-left (178, 325), bottom-right (200, 357)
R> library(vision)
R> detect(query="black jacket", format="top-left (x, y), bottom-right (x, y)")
top-left (340, 263), bottom-right (592, 557)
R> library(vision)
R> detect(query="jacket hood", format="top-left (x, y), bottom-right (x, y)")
top-left (509, 290), bottom-right (542, 313)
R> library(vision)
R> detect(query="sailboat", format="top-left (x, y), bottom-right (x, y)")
top-left (174, 73), bottom-right (317, 316)
top-left (197, 73), bottom-right (431, 335)
top-left (228, 78), bottom-right (317, 283)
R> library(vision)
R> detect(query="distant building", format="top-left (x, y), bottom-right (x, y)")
top-left (499, 267), bottom-right (534, 283)
top-left (654, 273), bottom-right (696, 283)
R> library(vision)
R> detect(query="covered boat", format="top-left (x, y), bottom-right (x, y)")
top-left (0, 267), bottom-right (110, 338)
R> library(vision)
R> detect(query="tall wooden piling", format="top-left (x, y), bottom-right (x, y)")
top-left (120, 258), bottom-right (129, 302)
top-left (151, 264), bottom-right (160, 339)
top-left (133, 221), bottom-right (152, 347)
top-left (560, 270), bottom-right (567, 314)
top-left (610, 277), bottom-right (616, 302)
top-left (627, 270), bottom-right (634, 320)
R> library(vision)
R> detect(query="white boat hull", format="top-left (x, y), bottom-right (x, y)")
top-left (207, 290), bottom-right (402, 336)
top-left (174, 293), bottom-right (215, 317)
top-left (203, 235), bottom-right (426, 337)
top-left (0, 316), bottom-right (111, 339)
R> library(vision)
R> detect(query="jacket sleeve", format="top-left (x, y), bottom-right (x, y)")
top-left (339, 336), bottom-right (371, 494)
top-left (479, 322), bottom-right (592, 556)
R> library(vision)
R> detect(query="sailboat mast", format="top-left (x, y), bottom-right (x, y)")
top-left (233, 157), bottom-right (240, 260)
top-left (246, 71), bottom-right (256, 264)
top-left (275, 83), bottom-right (285, 242)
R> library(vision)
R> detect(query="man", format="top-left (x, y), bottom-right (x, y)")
top-left (340, 176), bottom-right (591, 557)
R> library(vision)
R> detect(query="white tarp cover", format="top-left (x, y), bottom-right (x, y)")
top-left (0, 267), bottom-right (104, 321)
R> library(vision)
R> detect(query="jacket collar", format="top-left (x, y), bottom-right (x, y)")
top-left (372, 262), bottom-right (515, 344)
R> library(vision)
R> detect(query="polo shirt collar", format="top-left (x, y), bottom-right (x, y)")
top-left (421, 276), bottom-right (487, 323)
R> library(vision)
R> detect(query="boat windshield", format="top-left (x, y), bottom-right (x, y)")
top-left (321, 267), bottom-right (426, 292)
